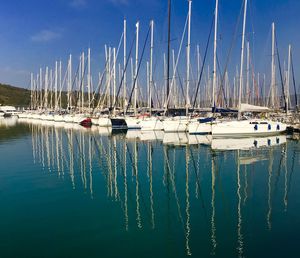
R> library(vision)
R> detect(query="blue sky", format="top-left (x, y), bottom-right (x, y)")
top-left (0, 0), bottom-right (299, 90)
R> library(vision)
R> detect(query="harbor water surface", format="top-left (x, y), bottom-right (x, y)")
top-left (0, 118), bottom-right (300, 258)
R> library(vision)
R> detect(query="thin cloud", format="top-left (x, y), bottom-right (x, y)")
top-left (70, 0), bottom-right (87, 8)
top-left (31, 29), bottom-right (62, 42)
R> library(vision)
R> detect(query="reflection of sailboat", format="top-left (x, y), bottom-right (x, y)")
top-left (139, 131), bottom-right (164, 142)
top-left (0, 117), bottom-right (18, 127)
top-left (188, 134), bottom-right (212, 145)
top-left (211, 135), bottom-right (287, 151)
top-left (163, 132), bottom-right (188, 146)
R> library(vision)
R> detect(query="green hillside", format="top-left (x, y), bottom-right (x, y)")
top-left (0, 83), bottom-right (30, 107)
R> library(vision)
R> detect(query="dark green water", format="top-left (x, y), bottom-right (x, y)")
top-left (0, 118), bottom-right (300, 258)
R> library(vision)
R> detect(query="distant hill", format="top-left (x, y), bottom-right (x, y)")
top-left (0, 83), bottom-right (30, 107)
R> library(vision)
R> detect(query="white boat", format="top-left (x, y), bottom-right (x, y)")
top-left (98, 115), bottom-right (112, 127)
top-left (140, 116), bottom-right (163, 131)
top-left (73, 114), bottom-right (91, 125)
top-left (212, 119), bottom-right (287, 137)
top-left (125, 116), bottom-right (142, 130)
top-left (163, 116), bottom-right (189, 132)
top-left (53, 114), bottom-right (64, 122)
top-left (63, 114), bottom-right (74, 123)
top-left (91, 117), bottom-right (100, 125)
top-left (188, 117), bottom-right (214, 135)
top-left (0, 106), bottom-right (20, 116)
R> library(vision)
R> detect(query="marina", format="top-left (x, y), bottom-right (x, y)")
top-left (1, 118), bottom-right (300, 257)
top-left (1, 0), bottom-right (300, 257)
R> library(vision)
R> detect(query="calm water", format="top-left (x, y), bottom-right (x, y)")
top-left (0, 118), bottom-right (300, 258)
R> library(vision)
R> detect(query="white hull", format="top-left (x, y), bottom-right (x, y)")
top-left (125, 117), bottom-right (142, 130)
top-left (140, 117), bottom-right (163, 131)
top-left (53, 114), bottom-right (64, 122)
top-left (163, 117), bottom-right (189, 132)
top-left (98, 116), bottom-right (112, 127)
top-left (63, 114), bottom-right (74, 123)
top-left (91, 117), bottom-right (100, 125)
top-left (73, 114), bottom-right (89, 124)
top-left (188, 119), bottom-right (212, 135)
top-left (212, 119), bottom-right (287, 137)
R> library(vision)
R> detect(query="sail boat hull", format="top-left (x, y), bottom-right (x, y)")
top-left (212, 120), bottom-right (287, 137)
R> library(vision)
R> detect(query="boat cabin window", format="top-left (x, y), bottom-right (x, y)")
top-left (260, 122), bottom-right (268, 124)
top-left (250, 122), bottom-right (258, 125)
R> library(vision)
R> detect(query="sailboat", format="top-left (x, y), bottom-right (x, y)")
top-left (211, 0), bottom-right (287, 137)
top-left (162, 0), bottom-right (192, 133)
top-left (188, 0), bottom-right (219, 135)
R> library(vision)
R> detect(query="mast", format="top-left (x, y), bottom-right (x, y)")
top-left (271, 22), bottom-right (276, 109)
top-left (55, 61), bottom-right (58, 110)
top-left (81, 51), bottom-right (85, 112)
top-left (123, 19), bottom-right (127, 114)
top-left (68, 54), bottom-right (72, 109)
top-left (88, 48), bottom-right (91, 112)
top-left (246, 41), bottom-right (250, 104)
top-left (197, 44), bottom-right (200, 107)
top-left (134, 22), bottom-right (140, 116)
top-left (113, 47), bottom-right (116, 115)
top-left (166, 0), bottom-right (171, 108)
top-left (286, 44), bottom-right (291, 114)
top-left (30, 73), bottom-right (33, 109)
top-left (59, 60), bottom-right (62, 110)
top-left (238, 0), bottom-right (248, 119)
top-left (45, 67), bottom-right (49, 109)
top-left (149, 20), bottom-right (154, 115)
top-left (212, 0), bottom-right (219, 109)
top-left (186, 0), bottom-right (192, 116)
top-left (39, 68), bottom-right (43, 109)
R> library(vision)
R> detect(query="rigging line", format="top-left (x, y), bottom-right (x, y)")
top-left (216, 52), bottom-right (228, 106)
top-left (189, 147), bottom-right (209, 224)
top-left (215, 0), bottom-right (244, 111)
top-left (126, 24), bottom-right (151, 114)
top-left (92, 69), bottom-right (106, 113)
top-left (164, 13), bottom-right (189, 112)
top-left (73, 56), bottom-right (88, 111)
top-left (111, 34), bottom-right (136, 112)
top-left (192, 16), bottom-right (214, 110)
top-left (176, 68), bottom-right (186, 105)
top-left (275, 34), bottom-right (287, 110)
top-left (290, 50), bottom-right (298, 108)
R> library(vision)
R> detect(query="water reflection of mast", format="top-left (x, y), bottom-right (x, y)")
top-left (267, 148), bottom-right (273, 230)
top-left (211, 152), bottom-right (217, 255)
top-left (66, 128), bottom-right (75, 189)
top-left (148, 141), bottom-right (155, 229)
top-left (55, 127), bottom-right (61, 176)
top-left (60, 128), bottom-right (65, 177)
top-left (134, 138), bottom-right (142, 229)
top-left (237, 150), bottom-right (244, 258)
top-left (113, 135), bottom-right (118, 200)
top-left (31, 124), bottom-right (36, 164)
top-left (51, 127), bottom-right (55, 168)
top-left (185, 146), bottom-right (191, 256)
top-left (45, 126), bottom-right (51, 171)
top-left (123, 137), bottom-right (129, 231)
top-left (89, 133), bottom-right (94, 199)
top-left (283, 143), bottom-right (288, 211)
